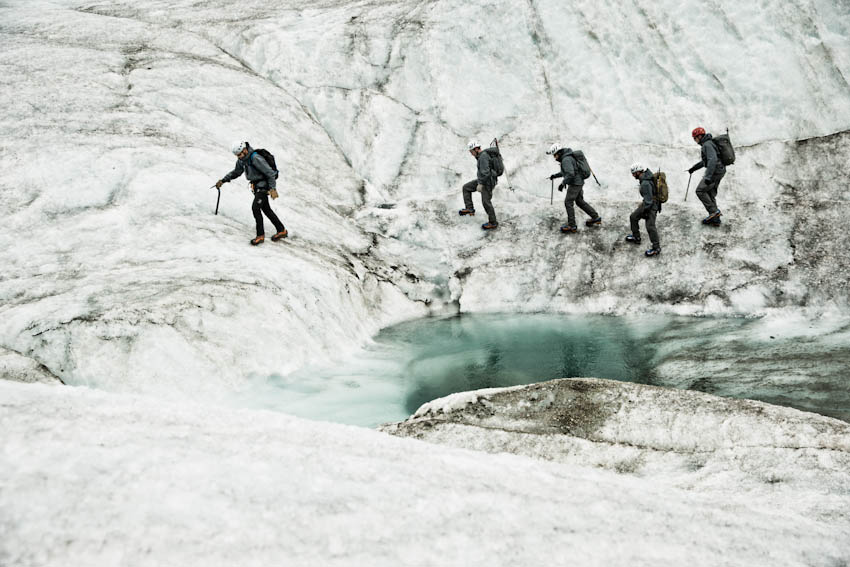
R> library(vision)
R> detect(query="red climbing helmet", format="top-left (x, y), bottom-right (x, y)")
top-left (691, 126), bottom-right (706, 138)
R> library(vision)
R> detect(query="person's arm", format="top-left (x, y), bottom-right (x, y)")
top-left (477, 151), bottom-right (492, 186)
top-left (703, 141), bottom-right (719, 182)
top-left (221, 160), bottom-right (245, 183)
top-left (640, 178), bottom-right (654, 208)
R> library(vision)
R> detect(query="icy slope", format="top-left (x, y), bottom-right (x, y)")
top-left (0, 2), bottom-right (428, 397)
top-left (2, 0), bottom-right (850, 394)
top-left (2, 379), bottom-right (849, 566)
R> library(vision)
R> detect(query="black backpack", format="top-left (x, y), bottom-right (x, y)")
top-left (571, 150), bottom-right (592, 180)
top-left (249, 148), bottom-right (279, 179)
top-left (483, 146), bottom-right (505, 177)
top-left (712, 133), bottom-right (735, 166)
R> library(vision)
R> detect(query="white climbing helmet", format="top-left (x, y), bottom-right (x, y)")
top-left (467, 139), bottom-right (481, 151)
top-left (630, 162), bottom-right (646, 174)
top-left (231, 140), bottom-right (247, 155)
top-left (546, 143), bottom-right (563, 155)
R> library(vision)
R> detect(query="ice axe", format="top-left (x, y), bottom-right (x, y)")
top-left (211, 184), bottom-right (221, 214)
top-left (684, 172), bottom-right (692, 202)
top-left (491, 137), bottom-right (514, 192)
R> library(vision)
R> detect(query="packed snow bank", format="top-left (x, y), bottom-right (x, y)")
top-left (385, 378), bottom-right (850, 482)
top-left (2, 379), bottom-right (849, 566)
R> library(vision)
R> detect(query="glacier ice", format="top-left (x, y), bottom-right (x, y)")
top-left (1, 0), bottom-right (850, 564)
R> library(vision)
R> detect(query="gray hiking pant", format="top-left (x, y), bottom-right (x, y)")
top-left (564, 184), bottom-right (598, 227)
top-left (630, 204), bottom-right (660, 250)
top-left (462, 179), bottom-right (497, 224)
top-left (695, 171), bottom-right (725, 215)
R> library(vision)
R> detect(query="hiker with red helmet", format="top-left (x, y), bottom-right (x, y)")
top-left (215, 141), bottom-right (287, 245)
top-left (688, 127), bottom-right (726, 225)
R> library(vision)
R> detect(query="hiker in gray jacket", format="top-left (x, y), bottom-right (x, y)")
top-left (216, 141), bottom-right (287, 245)
top-left (625, 163), bottom-right (661, 257)
top-left (459, 140), bottom-right (499, 230)
top-left (688, 126), bottom-right (726, 225)
top-left (547, 143), bottom-right (600, 233)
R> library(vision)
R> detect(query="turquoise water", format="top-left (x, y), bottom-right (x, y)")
top-left (237, 314), bottom-right (850, 427)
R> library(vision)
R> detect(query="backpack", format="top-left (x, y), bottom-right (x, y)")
top-left (712, 133), bottom-right (735, 166)
top-left (571, 150), bottom-right (592, 180)
top-left (249, 148), bottom-right (279, 179)
top-left (483, 147), bottom-right (505, 177)
top-left (652, 171), bottom-right (669, 203)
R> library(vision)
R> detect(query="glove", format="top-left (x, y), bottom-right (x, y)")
top-left (558, 182), bottom-right (565, 192)
top-left (215, 179), bottom-right (223, 189)
top-left (549, 174), bottom-right (558, 180)
top-left (269, 188), bottom-right (279, 200)
top-left (687, 166), bottom-right (696, 174)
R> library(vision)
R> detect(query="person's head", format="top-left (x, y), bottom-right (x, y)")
top-left (231, 140), bottom-right (249, 159)
top-left (467, 140), bottom-right (481, 157)
top-left (691, 127), bottom-right (705, 144)
top-left (630, 162), bottom-right (645, 179)
top-left (546, 143), bottom-right (563, 161)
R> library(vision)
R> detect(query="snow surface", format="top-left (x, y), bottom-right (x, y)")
top-left (2, 0), bottom-right (850, 564)
top-left (3, 379), bottom-right (850, 566)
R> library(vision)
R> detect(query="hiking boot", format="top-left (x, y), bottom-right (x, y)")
top-left (701, 210), bottom-right (722, 224)
top-left (707, 217), bottom-right (722, 226)
top-left (481, 222), bottom-right (498, 230)
top-left (560, 224), bottom-right (578, 233)
top-left (625, 234), bottom-right (641, 244)
top-left (645, 247), bottom-right (661, 257)
top-left (250, 235), bottom-right (264, 246)
top-left (459, 209), bottom-right (476, 216)
top-left (271, 229), bottom-right (288, 241)
top-left (585, 217), bottom-right (602, 227)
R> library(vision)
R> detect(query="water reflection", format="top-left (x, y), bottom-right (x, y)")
top-left (236, 313), bottom-right (850, 427)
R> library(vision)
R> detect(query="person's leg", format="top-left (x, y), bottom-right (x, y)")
top-left (252, 192), bottom-right (265, 236)
top-left (574, 186), bottom-right (599, 220)
top-left (564, 185), bottom-right (580, 227)
top-left (710, 170), bottom-right (725, 213)
top-left (481, 185), bottom-right (497, 224)
top-left (645, 209), bottom-right (660, 250)
top-left (629, 205), bottom-right (643, 238)
top-left (695, 178), bottom-right (718, 215)
top-left (260, 192), bottom-right (285, 232)
top-left (461, 179), bottom-right (477, 211)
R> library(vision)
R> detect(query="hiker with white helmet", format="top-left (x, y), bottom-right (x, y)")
top-left (625, 163), bottom-right (661, 257)
top-left (546, 143), bottom-right (601, 233)
top-left (215, 141), bottom-right (287, 245)
top-left (459, 140), bottom-right (499, 230)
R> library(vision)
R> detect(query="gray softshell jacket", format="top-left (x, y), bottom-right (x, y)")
top-left (639, 169), bottom-right (657, 211)
top-left (690, 133), bottom-right (726, 183)
top-left (222, 145), bottom-right (277, 190)
top-left (551, 149), bottom-right (584, 187)
top-left (476, 149), bottom-right (498, 189)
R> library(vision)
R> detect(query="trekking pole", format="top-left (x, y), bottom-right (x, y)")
top-left (684, 172), bottom-right (692, 202)
top-left (492, 137), bottom-right (514, 192)
top-left (211, 185), bottom-right (221, 214)
top-left (550, 178), bottom-right (554, 205)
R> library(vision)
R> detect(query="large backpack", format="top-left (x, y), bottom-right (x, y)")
top-left (571, 150), bottom-right (592, 180)
top-left (652, 171), bottom-right (669, 203)
top-left (712, 133), bottom-right (735, 166)
top-left (483, 146), bottom-right (505, 177)
top-left (249, 148), bottom-right (279, 179)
